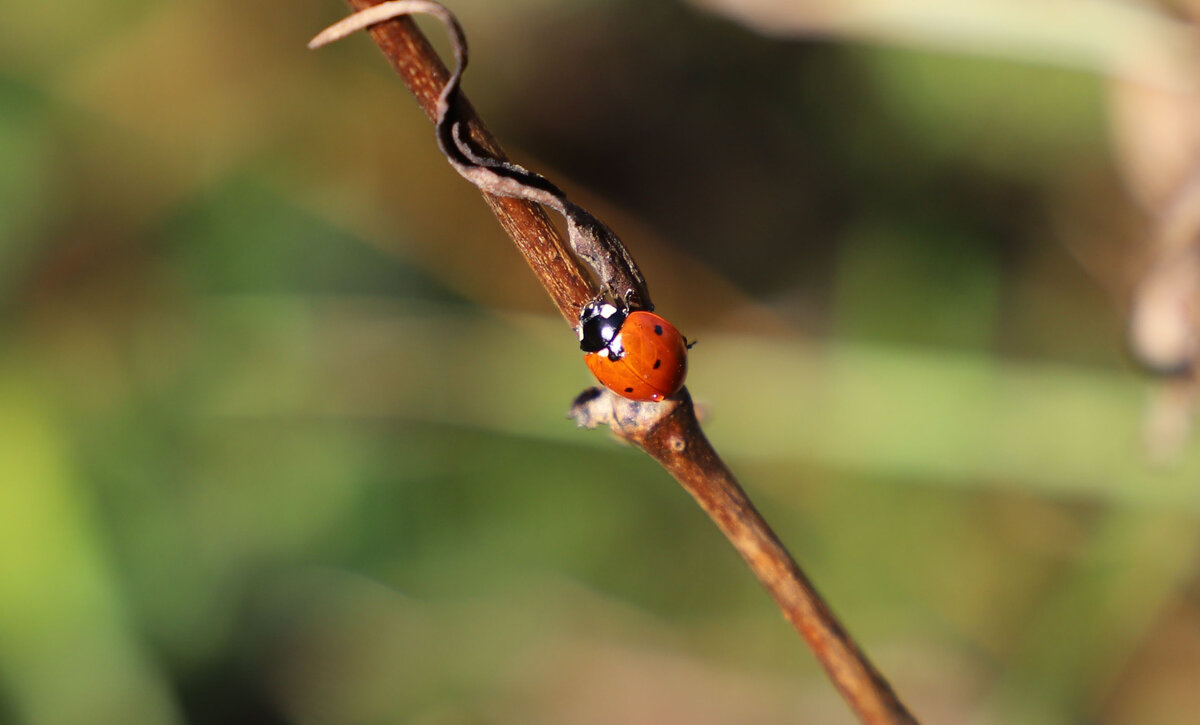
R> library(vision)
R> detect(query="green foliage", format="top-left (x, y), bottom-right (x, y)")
top-left (0, 1), bottom-right (1193, 723)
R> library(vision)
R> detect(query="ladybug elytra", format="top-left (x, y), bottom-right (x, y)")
top-left (578, 301), bottom-right (688, 402)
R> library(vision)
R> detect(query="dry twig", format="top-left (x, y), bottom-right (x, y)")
top-left (313, 2), bottom-right (919, 722)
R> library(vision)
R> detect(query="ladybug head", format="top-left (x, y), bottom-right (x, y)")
top-left (578, 301), bottom-right (627, 353)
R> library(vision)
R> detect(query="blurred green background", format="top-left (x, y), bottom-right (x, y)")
top-left (2, 0), bottom-right (1199, 723)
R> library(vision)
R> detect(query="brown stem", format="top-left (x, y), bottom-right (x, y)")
top-left (342, 0), bottom-right (594, 323)
top-left (569, 389), bottom-right (918, 725)
top-left (326, 2), bottom-right (919, 723)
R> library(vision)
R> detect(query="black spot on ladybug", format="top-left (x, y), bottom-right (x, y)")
top-left (653, 359), bottom-right (661, 369)
top-left (654, 325), bottom-right (663, 335)
top-left (625, 387), bottom-right (634, 393)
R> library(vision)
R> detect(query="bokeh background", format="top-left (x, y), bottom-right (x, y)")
top-left (4, 0), bottom-right (1200, 723)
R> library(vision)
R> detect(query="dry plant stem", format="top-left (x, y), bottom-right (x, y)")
top-left (570, 389), bottom-right (917, 725)
top-left (327, 2), bottom-right (917, 723)
top-left (341, 0), bottom-right (592, 323)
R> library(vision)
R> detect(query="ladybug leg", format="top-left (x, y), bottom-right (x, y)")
top-left (620, 288), bottom-right (648, 314)
top-left (685, 337), bottom-right (697, 350)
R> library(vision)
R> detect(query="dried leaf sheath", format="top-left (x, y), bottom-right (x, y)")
top-left (312, 0), bottom-right (652, 312)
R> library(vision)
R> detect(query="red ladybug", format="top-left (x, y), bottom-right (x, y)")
top-left (578, 301), bottom-right (688, 402)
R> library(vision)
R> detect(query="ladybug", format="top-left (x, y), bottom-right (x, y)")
top-left (578, 301), bottom-right (688, 402)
